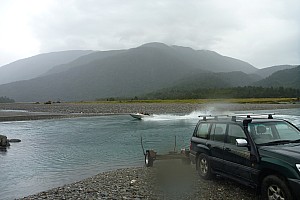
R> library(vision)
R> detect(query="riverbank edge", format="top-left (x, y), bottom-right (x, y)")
top-left (17, 166), bottom-right (258, 200)
top-left (1, 102), bottom-right (300, 122)
top-left (0, 113), bottom-right (122, 122)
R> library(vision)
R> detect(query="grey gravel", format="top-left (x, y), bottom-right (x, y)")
top-left (18, 164), bottom-right (258, 200)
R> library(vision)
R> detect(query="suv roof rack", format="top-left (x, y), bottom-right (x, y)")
top-left (198, 114), bottom-right (230, 121)
top-left (198, 113), bottom-right (275, 122)
top-left (232, 113), bottom-right (275, 119)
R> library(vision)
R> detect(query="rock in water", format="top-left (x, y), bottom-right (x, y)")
top-left (0, 135), bottom-right (10, 147)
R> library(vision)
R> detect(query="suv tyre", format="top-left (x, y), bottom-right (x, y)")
top-left (197, 154), bottom-right (212, 180)
top-left (261, 175), bottom-right (293, 200)
top-left (145, 151), bottom-right (153, 167)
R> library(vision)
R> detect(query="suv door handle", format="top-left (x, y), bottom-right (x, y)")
top-left (224, 147), bottom-right (231, 151)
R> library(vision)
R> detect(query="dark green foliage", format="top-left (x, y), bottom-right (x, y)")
top-left (254, 66), bottom-right (300, 88)
top-left (44, 101), bottom-right (52, 104)
top-left (255, 65), bottom-right (297, 78)
top-left (0, 96), bottom-right (15, 103)
top-left (106, 97), bottom-right (115, 101)
top-left (170, 71), bottom-right (260, 90)
top-left (144, 86), bottom-right (300, 99)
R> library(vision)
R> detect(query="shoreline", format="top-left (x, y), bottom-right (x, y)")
top-left (1, 102), bottom-right (300, 122)
top-left (18, 165), bottom-right (258, 200)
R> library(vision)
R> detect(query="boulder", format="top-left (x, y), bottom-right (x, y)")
top-left (0, 135), bottom-right (10, 147)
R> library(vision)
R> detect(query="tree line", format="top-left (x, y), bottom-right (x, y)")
top-left (0, 96), bottom-right (15, 103)
top-left (144, 86), bottom-right (300, 100)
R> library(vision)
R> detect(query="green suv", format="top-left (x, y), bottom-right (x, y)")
top-left (189, 114), bottom-right (300, 200)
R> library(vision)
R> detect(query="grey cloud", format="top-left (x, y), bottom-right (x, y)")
top-left (1, 0), bottom-right (300, 68)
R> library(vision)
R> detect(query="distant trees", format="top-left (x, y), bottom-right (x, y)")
top-left (144, 86), bottom-right (300, 100)
top-left (0, 96), bottom-right (15, 103)
top-left (106, 97), bottom-right (115, 101)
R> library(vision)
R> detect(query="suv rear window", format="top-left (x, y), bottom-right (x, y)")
top-left (195, 123), bottom-right (210, 139)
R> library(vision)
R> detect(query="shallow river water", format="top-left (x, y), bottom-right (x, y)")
top-left (0, 108), bottom-right (300, 199)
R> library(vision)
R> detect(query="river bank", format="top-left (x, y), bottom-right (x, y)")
top-left (1, 102), bottom-right (300, 122)
top-left (18, 165), bottom-right (258, 200)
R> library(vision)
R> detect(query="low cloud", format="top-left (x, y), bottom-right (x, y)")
top-left (0, 0), bottom-right (299, 68)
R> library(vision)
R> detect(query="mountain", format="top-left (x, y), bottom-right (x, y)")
top-left (253, 66), bottom-right (300, 89)
top-left (143, 70), bottom-right (300, 100)
top-left (171, 45), bottom-right (257, 73)
top-left (166, 71), bottom-right (261, 90)
top-left (0, 43), bottom-right (259, 102)
top-left (142, 71), bottom-right (261, 99)
top-left (0, 44), bottom-right (197, 101)
top-left (0, 50), bottom-right (93, 85)
top-left (255, 65), bottom-right (297, 78)
top-left (138, 43), bottom-right (257, 73)
top-left (44, 50), bottom-right (125, 75)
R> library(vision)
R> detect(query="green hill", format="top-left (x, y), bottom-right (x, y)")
top-left (0, 43), bottom-right (261, 102)
top-left (255, 65), bottom-right (297, 78)
top-left (254, 66), bottom-right (300, 89)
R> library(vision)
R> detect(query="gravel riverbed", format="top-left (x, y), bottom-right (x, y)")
top-left (18, 164), bottom-right (258, 200)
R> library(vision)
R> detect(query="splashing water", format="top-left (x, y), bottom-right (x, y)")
top-left (142, 107), bottom-right (233, 121)
top-left (141, 108), bottom-right (300, 128)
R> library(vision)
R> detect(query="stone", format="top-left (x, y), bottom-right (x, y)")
top-left (0, 135), bottom-right (10, 147)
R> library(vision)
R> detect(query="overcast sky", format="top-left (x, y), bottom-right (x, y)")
top-left (0, 0), bottom-right (299, 68)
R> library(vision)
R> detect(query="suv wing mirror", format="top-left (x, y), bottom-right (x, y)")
top-left (236, 138), bottom-right (248, 147)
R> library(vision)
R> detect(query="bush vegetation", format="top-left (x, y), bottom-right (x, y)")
top-left (0, 96), bottom-right (15, 103)
top-left (144, 86), bottom-right (300, 100)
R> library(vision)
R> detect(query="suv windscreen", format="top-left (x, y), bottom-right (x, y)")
top-left (248, 121), bottom-right (300, 145)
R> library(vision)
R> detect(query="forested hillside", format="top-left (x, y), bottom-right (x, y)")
top-left (254, 66), bottom-right (300, 89)
top-left (0, 43), bottom-right (258, 102)
top-left (144, 86), bottom-right (300, 99)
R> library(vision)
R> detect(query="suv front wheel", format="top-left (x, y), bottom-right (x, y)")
top-left (261, 175), bottom-right (293, 200)
top-left (197, 154), bottom-right (212, 180)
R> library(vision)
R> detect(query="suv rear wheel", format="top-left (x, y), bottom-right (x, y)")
top-left (261, 175), bottom-right (292, 200)
top-left (145, 151), bottom-right (153, 167)
top-left (197, 154), bottom-right (212, 179)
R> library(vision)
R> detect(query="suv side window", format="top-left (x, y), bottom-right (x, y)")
top-left (195, 123), bottom-right (210, 139)
top-left (227, 124), bottom-right (246, 144)
top-left (211, 123), bottom-right (227, 142)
